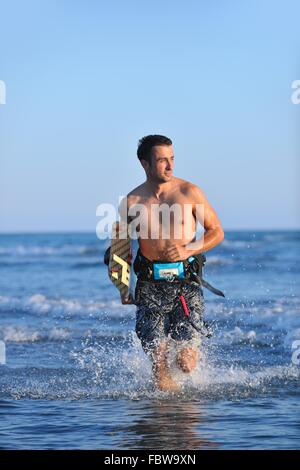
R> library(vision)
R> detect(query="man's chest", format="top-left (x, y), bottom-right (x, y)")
top-left (129, 197), bottom-right (196, 227)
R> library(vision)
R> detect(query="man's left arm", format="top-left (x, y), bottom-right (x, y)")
top-left (189, 185), bottom-right (224, 254)
top-left (165, 185), bottom-right (224, 260)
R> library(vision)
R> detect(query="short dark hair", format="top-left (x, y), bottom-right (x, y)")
top-left (137, 134), bottom-right (172, 164)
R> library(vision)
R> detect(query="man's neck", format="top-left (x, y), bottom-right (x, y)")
top-left (145, 177), bottom-right (173, 200)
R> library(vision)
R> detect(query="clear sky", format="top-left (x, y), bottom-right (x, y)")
top-left (0, 0), bottom-right (299, 232)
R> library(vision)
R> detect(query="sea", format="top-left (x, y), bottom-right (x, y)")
top-left (0, 230), bottom-right (299, 450)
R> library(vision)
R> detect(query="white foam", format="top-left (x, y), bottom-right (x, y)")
top-left (1, 329), bottom-right (299, 400)
top-left (188, 363), bottom-right (300, 389)
top-left (220, 326), bottom-right (258, 345)
top-left (48, 327), bottom-right (71, 341)
top-left (0, 244), bottom-right (100, 256)
top-left (221, 239), bottom-right (260, 249)
top-left (206, 256), bottom-right (234, 266)
top-left (0, 325), bottom-right (70, 343)
top-left (69, 331), bottom-right (300, 399)
top-left (0, 293), bottom-right (134, 318)
top-left (2, 326), bottom-right (42, 343)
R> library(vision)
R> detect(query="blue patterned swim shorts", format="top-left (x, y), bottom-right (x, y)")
top-left (135, 280), bottom-right (210, 354)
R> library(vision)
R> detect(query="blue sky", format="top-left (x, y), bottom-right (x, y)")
top-left (0, 0), bottom-right (299, 232)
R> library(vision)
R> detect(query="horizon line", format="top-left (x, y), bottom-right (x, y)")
top-left (0, 227), bottom-right (299, 236)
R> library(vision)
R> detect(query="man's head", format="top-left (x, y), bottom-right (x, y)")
top-left (137, 134), bottom-right (174, 183)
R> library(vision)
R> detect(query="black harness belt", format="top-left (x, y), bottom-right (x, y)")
top-left (134, 249), bottom-right (225, 298)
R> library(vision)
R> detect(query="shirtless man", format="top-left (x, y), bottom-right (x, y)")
top-left (120, 135), bottom-right (224, 392)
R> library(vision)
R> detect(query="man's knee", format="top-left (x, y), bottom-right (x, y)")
top-left (177, 347), bottom-right (198, 373)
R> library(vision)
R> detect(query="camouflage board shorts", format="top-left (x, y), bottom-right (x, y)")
top-left (134, 280), bottom-right (210, 354)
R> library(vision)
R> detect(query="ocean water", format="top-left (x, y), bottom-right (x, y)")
top-left (0, 230), bottom-right (299, 450)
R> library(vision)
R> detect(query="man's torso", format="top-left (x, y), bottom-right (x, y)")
top-left (126, 177), bottom-right (198, 261)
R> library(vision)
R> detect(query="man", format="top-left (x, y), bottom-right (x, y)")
top-left (120, 135), bottom-right (224, 392)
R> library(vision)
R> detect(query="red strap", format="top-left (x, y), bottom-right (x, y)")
top-left (179, 294), bottom-right (189, 317)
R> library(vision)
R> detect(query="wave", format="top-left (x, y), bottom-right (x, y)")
top-left (0, 325), bottom-right (132, 344)
top-left (205, 256), bottom-right (234, 266)
top-left (216, 326), bottom-right (264, 346)
top-left (0, 294), bottom-right (135, 319)
top-left (0, 245), bottom-right (102, 257)
top-left (1, 291), bottom-right (299, 329)
top-left (204, 297), bottom-right (300, 351)
top-left (220, 239), bottom-right (260, 249)
top-left (220, 232), bottom-right (300, 250)
top-left (186, 364), bottom-right (300, 395)
top-left (263, 233), bottom-right (300, 243)
top-left (71, 261), bottom-right (102, 269)
top-left (0, 326), bottom-right (70, 343)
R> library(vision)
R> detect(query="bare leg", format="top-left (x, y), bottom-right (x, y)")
top-left (177, 347), bottom-right (199, 373)
top-left (152, 341), bottom-right (180, 392)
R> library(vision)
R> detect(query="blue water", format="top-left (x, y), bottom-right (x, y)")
top-left (0, 231), bottom-right (299, 449)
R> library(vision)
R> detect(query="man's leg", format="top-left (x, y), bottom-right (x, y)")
top-left (136, 310), bottom-right (180, 392)
top-left (172, 283), bottom-right (205, 374)
top-left (152, 341), bottom-right (180, 392)
top-left (176, 346), bottom-right (199, 373)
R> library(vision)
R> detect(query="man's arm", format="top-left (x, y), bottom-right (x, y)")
top-left (165, 184), bottom-right (224, 260)
top-left (190, 185), bottom-right (224, 253)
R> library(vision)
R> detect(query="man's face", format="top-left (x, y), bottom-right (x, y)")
top-left (145, 145), bottom-right (174, 183)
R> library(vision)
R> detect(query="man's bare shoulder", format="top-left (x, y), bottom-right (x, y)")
top-left (127, 182), bottom-right (146, 197)
top-left (126, 183), bottom-right (148, 205)
top-left (175, 177), bottom-right (205, 199)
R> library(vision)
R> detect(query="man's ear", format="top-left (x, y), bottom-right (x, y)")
top-left (140, 159), bottom-right (150, 172)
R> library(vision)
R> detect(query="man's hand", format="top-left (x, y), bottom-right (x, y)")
top-left (165, 245), bottom-right (197, 261)
top-left (120, 293), bottom-right (134, 305)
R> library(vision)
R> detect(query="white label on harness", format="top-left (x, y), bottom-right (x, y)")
top-left (158, 268), bottom-right (179, 278)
